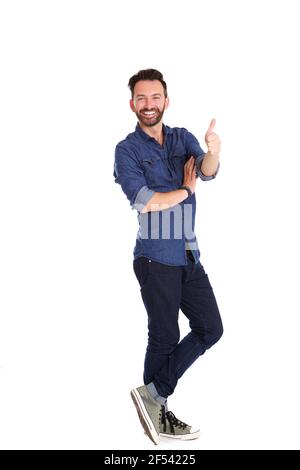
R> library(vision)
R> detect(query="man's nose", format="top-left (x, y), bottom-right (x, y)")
top-left (145, 98), bottom-right (155, 109)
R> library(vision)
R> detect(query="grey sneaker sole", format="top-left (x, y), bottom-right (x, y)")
top-left (130, 388), bottom-right (160, 445)
top-left (160, 429), bottom-right (201, 440)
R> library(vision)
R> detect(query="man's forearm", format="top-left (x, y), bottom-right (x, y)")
top-left (141, 189), bottom-right (189, 213)
top-left (200, 151), bottom-right (220, 177)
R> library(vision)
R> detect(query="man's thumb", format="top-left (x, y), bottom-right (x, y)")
top-left (205, 118), bottom-right (216, 138)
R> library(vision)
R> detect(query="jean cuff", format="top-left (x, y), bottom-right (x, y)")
top-left (146, 382), bottom-right (168, 405)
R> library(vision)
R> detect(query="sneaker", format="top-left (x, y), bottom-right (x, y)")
top-left (130, 385), bottom-right (164, 445)
top-left (160, 410), bottom-right (201, 440)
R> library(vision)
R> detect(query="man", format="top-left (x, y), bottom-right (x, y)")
top-left (113, 69), bottom-right (223, 445)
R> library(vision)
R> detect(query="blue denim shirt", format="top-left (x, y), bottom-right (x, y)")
top-left (114, 123), bottom-right (219, 266)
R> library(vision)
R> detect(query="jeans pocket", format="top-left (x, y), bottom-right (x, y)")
top-left (196, 260), bottom-right (207, 278)
top-left (133, 257), bottom-right (151, 289)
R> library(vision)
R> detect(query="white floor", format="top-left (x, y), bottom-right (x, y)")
top-left (1, 298), bottom-right (299, 450)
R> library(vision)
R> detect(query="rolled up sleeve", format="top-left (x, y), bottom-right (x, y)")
top-left (114, 144), bottom-right (155, 212)
top-left (185, 130), bottom-right (219, 181)
top-left (195, 155), bottom-right (220, 181)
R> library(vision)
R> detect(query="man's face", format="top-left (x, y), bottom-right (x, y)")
top-left (130, 80), bottom-right (169, 127)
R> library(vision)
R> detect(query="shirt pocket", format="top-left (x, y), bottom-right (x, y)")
top-left (141, 154), bottom-right (161, 186)
top-left (169, 154), bottom-right (187, 185)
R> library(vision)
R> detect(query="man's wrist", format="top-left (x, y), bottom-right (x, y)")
top-left (179, 185), bottom-right (193, 198)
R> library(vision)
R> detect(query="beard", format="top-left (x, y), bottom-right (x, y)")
top-left (135, 106), bottom-right (165, 127)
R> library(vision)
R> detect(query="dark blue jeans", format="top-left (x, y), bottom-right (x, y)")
top-left (133, 252), bottom-right (223, 398)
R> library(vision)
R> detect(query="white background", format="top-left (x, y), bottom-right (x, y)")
top-left (0, 0), bottom-right (299, 450)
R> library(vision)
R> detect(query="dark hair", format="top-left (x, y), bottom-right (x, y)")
top-left (128, 69), bottom-right (168, 98)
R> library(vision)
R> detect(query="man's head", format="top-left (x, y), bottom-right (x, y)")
top-left (128, 69), bottom-right (169, 128)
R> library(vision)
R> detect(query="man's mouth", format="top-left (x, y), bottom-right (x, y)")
top-left (142, 111), bottom-right (156, 117)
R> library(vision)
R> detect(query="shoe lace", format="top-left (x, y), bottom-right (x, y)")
top-left (163, 411), bottom-right (188, 434)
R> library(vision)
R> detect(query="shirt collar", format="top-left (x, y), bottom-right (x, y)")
top-left (135, 122), bottom-right (172, 141)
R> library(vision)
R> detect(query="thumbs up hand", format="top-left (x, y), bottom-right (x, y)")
top-left (205, 118), bottom-right (221, 156)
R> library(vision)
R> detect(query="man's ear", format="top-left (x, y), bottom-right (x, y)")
top-left (165, 96), bottom-right (170, 110)
top-left (129, 99), bottom-right (136, 112)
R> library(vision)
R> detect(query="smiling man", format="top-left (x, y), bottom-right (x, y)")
top-left (113, 69), bottom-right (223, 445)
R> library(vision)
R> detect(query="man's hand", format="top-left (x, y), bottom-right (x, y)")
top-left (205, 118), bottom-right (221, 156)
top-left (141, 156), bottom-right (198, 213)
top-left (183, 156), bottom-right (197, 194)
